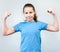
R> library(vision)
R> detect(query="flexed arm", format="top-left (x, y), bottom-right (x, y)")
top-left (2, 11), bottom-right (15, 36)
top-left (46, 8), bottom-right (59, 32)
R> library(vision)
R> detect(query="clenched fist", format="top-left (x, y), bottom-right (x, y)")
top-left (47, 8), bottom-right (56, 15)
top-left (4, 11), bottom-right (11, 20)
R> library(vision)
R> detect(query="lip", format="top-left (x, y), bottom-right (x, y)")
top-left (26, 16), bottom-right (32, 19)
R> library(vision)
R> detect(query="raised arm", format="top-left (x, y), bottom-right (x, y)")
top-left (46, 8), bottom-right (59, 32)
top-left (2, 11), bottom-right (15, 36)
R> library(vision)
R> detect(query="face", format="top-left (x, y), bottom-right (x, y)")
top-left (23, 7), bottom-right (35, 22)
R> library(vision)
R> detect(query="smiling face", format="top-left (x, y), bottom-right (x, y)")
top-left (23, 7), bottom-right (35, 22)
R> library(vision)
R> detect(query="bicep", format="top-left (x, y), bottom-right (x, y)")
top-left (5, 27), bottom-right (16, 36)
top-left (46, 24), bottom-right (58, 32)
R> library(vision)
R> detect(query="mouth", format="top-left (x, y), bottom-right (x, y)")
top-left (26, 16), bottom-right (32, 19)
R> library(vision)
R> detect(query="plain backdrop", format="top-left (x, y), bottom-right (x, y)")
top-left (0, 0), bottom-right (60, 52)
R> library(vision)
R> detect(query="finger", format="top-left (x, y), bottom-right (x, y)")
top-left (8, 13), bottom-right (11, 17)
top-left (47, 10), bottom-right (52, 13)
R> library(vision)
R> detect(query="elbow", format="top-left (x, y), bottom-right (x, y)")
top-left (3, 32), bottom-right (8, 36)
top-left (54, 27), bottom-right (59, 32)
top-left (3, 34), bottom-right (8, 36)
top-left (55, 29), bottom-right (59, 32)
top-left (56, 29), bottom-right (59, 32)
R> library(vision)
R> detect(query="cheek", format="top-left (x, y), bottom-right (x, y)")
top-left (31, 13), bottom-right (35, 17)
top-left (23, 13), bottom-right (27, 17)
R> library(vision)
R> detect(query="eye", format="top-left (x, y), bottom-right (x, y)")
top-left (29, 12), bottom-right (32, 14)
top-left (25, 12), bottom-right (28, 14)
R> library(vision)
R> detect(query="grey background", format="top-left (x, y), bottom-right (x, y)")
top-left (0, 0), bottom-right (60, 52)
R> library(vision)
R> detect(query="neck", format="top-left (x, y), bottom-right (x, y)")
top-left (25, 19), bottom-right (35, 22)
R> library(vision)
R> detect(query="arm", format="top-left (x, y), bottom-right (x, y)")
top-left (46, 8), bottom-right (59, 32)
top-left (2, 11), bottom-right (15, 36)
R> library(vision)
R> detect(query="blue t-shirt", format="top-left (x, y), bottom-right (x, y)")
top-left (13, 21), bottom-right (48, 52)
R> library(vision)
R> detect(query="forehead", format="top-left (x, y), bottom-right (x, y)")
top-left (24, 7), bottom-right (34, 12)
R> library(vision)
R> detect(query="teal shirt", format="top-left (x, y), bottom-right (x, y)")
top-left (13, 21), bottom-right (48, 52)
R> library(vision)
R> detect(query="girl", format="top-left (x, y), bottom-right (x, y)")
top-left (3, 3), bottom-right (59, 52)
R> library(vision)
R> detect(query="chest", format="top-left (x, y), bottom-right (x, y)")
top-left (20, 23), bottom-right (41, 33)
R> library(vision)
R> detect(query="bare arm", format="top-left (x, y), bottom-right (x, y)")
top-left (46, 8), bottom-right (59, 32)
top-left (2, 11), bottom-right (15, 36)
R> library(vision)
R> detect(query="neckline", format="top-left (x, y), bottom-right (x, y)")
top-left (25, 21), bottom-right (35, 23)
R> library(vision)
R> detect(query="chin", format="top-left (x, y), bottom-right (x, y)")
top-left (26, 19), bottom-right (31, 21)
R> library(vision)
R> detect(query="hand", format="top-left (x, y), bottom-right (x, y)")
top-left (47, 8), bottom-right (56, 15)
top-left (4, 11), bottom-right (11, 20)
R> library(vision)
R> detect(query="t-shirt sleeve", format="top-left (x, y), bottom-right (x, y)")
top-left (40, 21), bottom-right (48, 30)
top-left (13, 22), bottom-right (22, 32)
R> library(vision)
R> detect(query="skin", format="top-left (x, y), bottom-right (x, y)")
top-left (23, 7), bottom-right (35, 22)
top-left (2, 7), bottom-right (59, 36)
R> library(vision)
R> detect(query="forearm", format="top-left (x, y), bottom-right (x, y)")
top-left (3, 18), bottom-right (8, 35)
top-left (53, 14), bottom-right (59, 31)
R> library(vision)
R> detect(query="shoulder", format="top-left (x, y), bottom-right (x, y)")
top-left (17, 21), bottom-right (26, 25)
top-left (37, 21), bottom-right (48, 26)
top-left (13, 21), bottom-right (25, 29)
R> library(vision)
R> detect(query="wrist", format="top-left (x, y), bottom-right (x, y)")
top-left (52, 13), bottom-right (57, 16)
top-left (3, 18), bottom-right (7, 21)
